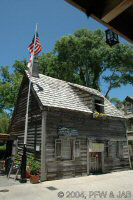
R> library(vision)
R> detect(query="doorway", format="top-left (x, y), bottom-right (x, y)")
top-left (87, 141), bottom-right (104, 174)
top-left (89, 152), bottom-right (102, 173)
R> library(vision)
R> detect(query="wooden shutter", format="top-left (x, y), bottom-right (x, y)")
top-left (55, 139), bottom-right (61, 159)
top-left (62, 139), bottom-right (72, 160)
top-left (74, 140), bottom-right (80, 159)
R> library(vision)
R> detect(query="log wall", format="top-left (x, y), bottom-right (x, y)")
top-left (9, 79), bottom-right (42, 160)
top-left (45, 109), bottom-right (130, 180)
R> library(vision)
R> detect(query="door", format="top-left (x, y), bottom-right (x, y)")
top-left (89, 152), bottom-right (102, 173)
top-left (87, 142), bottom-right (104, 174)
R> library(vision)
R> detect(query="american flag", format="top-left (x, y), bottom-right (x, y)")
top-left (28, 32), bottom-right (42, 55)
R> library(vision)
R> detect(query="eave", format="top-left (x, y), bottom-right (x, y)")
top-left (65, 0), bottom-right (133, 43)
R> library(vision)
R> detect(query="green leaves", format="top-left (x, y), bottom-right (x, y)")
top-left (27, 154), bottom-right (40, 175)
top-left (0, 60), bottom-right (27, 111)
top-left (38, 29), bottom-right (133, 96)
top-left (110, 98), bottom-right (124, 110)
top-left (0, 111), bottom-right (10, 133)
top-left (42, 29), bottom-right (109, 90)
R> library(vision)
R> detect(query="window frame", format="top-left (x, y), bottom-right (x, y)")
top-left (55, 138), bottom-right (80, 161)
top-left (73, 140), bottom-right (80, 160)
top-left (55, 139), bottom-right (62, 159)
top-left (94, 98), bottom-right (104, 113)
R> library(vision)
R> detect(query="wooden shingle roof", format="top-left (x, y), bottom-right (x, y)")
top-left (125, 114), bottom-right (133, 119)
top-left (27, 73), bottom-right (125, 118)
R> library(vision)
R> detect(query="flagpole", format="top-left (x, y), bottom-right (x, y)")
top-left (20, 24), bottom-right (38, 183)
top-left (24, 24), bottom-right (38, 145)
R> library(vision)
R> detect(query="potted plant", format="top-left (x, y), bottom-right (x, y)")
top-left (28, 155), bottom-right (40, 184)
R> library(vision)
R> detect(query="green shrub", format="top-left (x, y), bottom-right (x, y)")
top-left (27, 155), bottom-right (40, 175)
top-left (0, 144), bottom-right (6, 151)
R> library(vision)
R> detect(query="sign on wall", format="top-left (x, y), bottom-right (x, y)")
top-left (89, 142), bottom-right (104, 152)
top-left (58, 126), bottom-right (79, 137)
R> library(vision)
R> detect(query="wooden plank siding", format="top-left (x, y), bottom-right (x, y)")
top-left (9, 79), bottom-right (42, 160)
top-left (45, 109), bottom-right (129, 180)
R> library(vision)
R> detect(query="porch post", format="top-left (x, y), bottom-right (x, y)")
top-left (124, 119), bottom-right (132, 169)
top-left (40, 110), bottom-right (47, 181)
top-left (101, 152), bottom-right (105, 173)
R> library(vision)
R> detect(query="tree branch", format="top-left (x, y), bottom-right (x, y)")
top-left (105, 79), bottom-right (112, 98)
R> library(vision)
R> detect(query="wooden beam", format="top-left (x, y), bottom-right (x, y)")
top-left (102, 0), bottom-right (133, 23)
top-left (92, 14), bottom-right (133, 43)
top-left (65, 0), bottom-right (133, 43)
top-left (65, 0), bottom-right (86, 12)
top-left (40, 110), bottom-right (47, 182)
top-left (87, 139), bottom-right (90, 175)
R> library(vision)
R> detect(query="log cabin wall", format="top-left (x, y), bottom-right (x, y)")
top-left (9, 78), bottom-right (42, 160)
top-left (45, 108), bottom-right (129, 180)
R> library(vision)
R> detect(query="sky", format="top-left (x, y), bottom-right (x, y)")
top-left (0, 0), bottom-right (132, 101)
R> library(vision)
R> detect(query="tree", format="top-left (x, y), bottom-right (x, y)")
top-left (0, 111), bottom-right (10, 133)
top-left (39, 29), bottom-right (133, 95)
top-left (110, 98), bottom-right (124, 110)
top-left (0, 60), bottom-right (27, 112)
top-left (39, 29), bottom-right (108, 90)
top-left (103, 44), bottom-right (133, 97)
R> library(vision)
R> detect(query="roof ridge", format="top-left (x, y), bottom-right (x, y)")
top-left (28, 71), bottom-right (102, 96)
top-left (26, 71), bottom-right (125, 118)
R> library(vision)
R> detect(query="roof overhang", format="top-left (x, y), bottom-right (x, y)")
top-left (65, 0), bottom-right (133, 43)
top-left (0, 133), bottom-right (16, 141)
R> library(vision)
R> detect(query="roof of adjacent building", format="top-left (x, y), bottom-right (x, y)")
top-left (125, 96), bottom-right (133, 102)
top-left (65, 0), bottom-right (133, 43)
top-left (127, 96), bottom-right (133, 101)
top-left (27, 72), bottom-right (125, 118)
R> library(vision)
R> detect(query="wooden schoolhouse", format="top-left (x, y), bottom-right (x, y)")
top-left (9, 60), bottom-right (130, 181)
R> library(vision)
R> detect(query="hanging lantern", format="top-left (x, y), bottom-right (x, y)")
top-left (105, 29), bottom-right (119, 46)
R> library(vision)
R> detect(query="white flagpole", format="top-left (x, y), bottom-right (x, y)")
top-left (24, 24), bottom-right (38, 145)
top-left (21, 24), bottom-right (38, 183)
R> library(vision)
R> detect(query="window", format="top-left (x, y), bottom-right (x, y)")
top-left (62, 139), bottom-right (73, 160)
top-left (55, 138), bottom-right (80, 161)
top-left (126, 102), bottom-right (132, 114)
top-left (127, 121), bottom-right (132, 132)
top-left (55, 139), bottom-right (61, 159)
top-left (129, 144), bottom-right (133, 156)
top-left (94, 99), bottom-right (104, 113)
